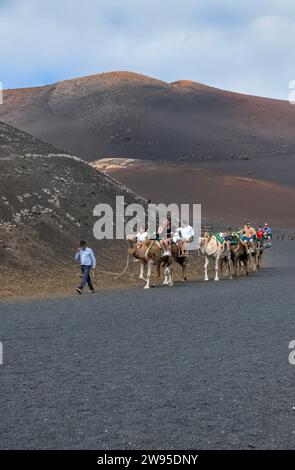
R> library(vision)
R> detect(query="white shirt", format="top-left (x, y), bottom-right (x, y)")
top-left (137, 231), bottom-right (148, 242)
top-left (75, 247), bottom-right (96, 268)
top-left (180, 225), bottom-right (195, 240)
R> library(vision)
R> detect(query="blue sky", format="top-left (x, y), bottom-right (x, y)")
top-left (0, 0), bottom-right (295, 99)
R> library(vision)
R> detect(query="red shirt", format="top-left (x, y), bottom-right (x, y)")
top-left (257, 229), bottom-right (264, 239)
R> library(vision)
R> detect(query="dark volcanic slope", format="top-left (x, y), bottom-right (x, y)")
top-left (1, 72), bottom-right (295, 179)
top-left (0, 121), bottom-right (145, 271)
top-left (0, 120), bottom-right (62, 158)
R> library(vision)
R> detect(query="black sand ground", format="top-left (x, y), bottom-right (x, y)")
top-left (0, 239), bottom-right (295, 449)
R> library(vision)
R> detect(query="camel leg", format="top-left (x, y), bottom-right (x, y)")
top-left (252, 254), bottom-right (257, 272)
top-left (257, 249), bottom-right (262, 270)
top-left (168, 266), bottom-right (174, 286)
top-left (223, 258), bottom-right (228, 277)
top-left (214, 255), bottom-right (220, 281)
top-left (204, 257), bottom-right (209, 281)
top-left (139, 262), bottom-right (147, 281)
top-left (227, 256), bottom-right (234, 280)
top-left (233, 259), bottom-right (237, 278)
top-left (243, 259), bottom-right (249, 276)
top-left (247, 256), bottom-right (250, 271)
top-left (157, 264), bottom-right (161, 278)
top-left (144, 260), bottom-right (153, 289)
top-left (182, 261), bottom-right (187, 282)
top-left (258, 251), bottom-right (263, 270)
top-left (245, 253), bottom-right (250, 272)
top-left (256, 249), bottom-right (261, 270)
top-left (162, 266), bottom-right (169, 285)
top-left (223, 256), bottom-right (231, 279)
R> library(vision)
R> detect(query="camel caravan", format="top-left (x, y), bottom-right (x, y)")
top-left (127, 219), bottom-right (272, 289)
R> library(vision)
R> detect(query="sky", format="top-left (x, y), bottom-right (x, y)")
top-left (0, 0), bottom-right (295, 99)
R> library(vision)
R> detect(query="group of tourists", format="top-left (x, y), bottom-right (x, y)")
top-left (135, 220), bottom-right (272, 258)
top-left (135, 218), bottom-right (195, 258)
top-left (221, 222), bottom-right (272, 253)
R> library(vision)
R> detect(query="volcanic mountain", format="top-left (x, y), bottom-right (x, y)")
top-left (0, 121), bottom-right (146, 297)
top-left (1, 72), bottom-right (295, 185)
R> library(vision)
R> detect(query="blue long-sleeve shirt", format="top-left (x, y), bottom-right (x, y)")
top-left (75, 247), bottom-right (96, 268)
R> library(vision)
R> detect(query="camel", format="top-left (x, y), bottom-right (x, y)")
top-left (199, 234), bottom-right (224, 281)
top-left (226, 235), bottom-right (249, 278)
top-left (254, 239), bottom-right (264, 271)
top-left (170, 242), bottom-right (189, 282)
top-left (127, 238), bottom-right (173, 289)
top-left (244, 238), bottom-right (263, 272)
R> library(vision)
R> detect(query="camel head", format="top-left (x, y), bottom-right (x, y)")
top-left (199, 235), bottom-right (209, 249)
top-left (127, 235), bottom-right (137, 255)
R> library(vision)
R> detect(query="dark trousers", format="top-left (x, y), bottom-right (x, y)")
top-left (79, 265), bottom-right (94, 291)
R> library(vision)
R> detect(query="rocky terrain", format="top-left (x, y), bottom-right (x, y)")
top-left (0, 121), bottom-right (148, 297)
top-left (1, 71), bottom-right (295, 185)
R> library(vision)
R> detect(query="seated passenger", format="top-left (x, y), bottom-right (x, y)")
top-left (223, 227), bottom-right (234, 250)
top-left (242, 221), bottom-right (257, 253)
top-left (263, 223), bottom-right (272, 239)
top-left (136, 226), bottom-right (149, 244)
top-left (173, 221), bottom-right (194, 256)
top-left (158, 216), bottom-right (172, 257)
top-left (256, 226), bottom-right (264, 240)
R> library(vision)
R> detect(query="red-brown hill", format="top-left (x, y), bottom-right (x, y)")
top-left (1, 71), bottom-right (295, 185)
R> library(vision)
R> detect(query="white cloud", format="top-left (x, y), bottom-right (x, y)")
top-left (0, 0), bottom-right (294, 99)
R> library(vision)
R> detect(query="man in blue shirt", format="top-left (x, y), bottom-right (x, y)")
top-left (75, 240), bottom-right (96, 294)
